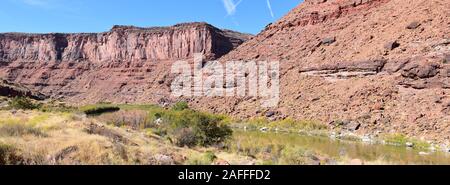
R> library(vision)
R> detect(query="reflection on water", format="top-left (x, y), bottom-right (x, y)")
top-left (231, 130), bottom-right (450, 165)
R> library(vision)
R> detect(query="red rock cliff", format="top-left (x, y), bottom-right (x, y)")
top-left (0, 22), bottom-right (252, 102)
top-left (0, 22), bottom-right (251, 63)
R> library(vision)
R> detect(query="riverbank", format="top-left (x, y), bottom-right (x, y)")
top-left (230, 121), bottom-right (450, 155)
top-left (229, 130), bottom-right (450, 165)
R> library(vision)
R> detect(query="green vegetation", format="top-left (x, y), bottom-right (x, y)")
top-left (240, 117), bottom-right (327, 132)
top-left (8, 97), bottom-right (41, 110)
top-left (227, 130), bottom-right (325, 165)
top-left (39, 101), bottom-right (77, 113)
top-left (147, 103), bottom-right (232, 147)
top-left (186, 151), bottom-right (217, 165)
top-left (383, 133), bottom-right (431, 150)
top-left (91, 102), bottom-right (233, 148)
top-left (0, 115), bottom-right (48, 137)
top-left (0, 123), bottom-right (47, 137)
top-left (115, 104), bottom-right (159, 110)
top-left (80, 104), bottom-right (120, 115)
top-left (171, 101), bottom-right (189, 111)
top-left (279, 146), bottom-right (316, 165)
top-left (27, 113), bottom-right (50, 126)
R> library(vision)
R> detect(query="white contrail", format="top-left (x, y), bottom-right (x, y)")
top-left (266, 0), bottom-right (274, 18)
top-left (222, 0), bottom-right (243, 16)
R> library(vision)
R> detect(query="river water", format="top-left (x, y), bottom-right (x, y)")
top-left (230, 130), bottom-right (450, 165)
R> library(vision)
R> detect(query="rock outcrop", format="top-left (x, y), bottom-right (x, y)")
top-left (0, 79), bottom-right (47, 100)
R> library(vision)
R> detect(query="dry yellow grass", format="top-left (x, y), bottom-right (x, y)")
top-left (1, 110), bottom-right (245, 165)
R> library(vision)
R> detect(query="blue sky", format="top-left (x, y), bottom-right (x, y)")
top-left (0, 0), bottom-right (302, 34)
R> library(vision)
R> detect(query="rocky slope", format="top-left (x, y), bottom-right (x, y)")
top-left (0, 23), bottom-right (252, 102)
top-left (187, 0), bottom-right (450, 143)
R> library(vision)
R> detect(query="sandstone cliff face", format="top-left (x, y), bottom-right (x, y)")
top-left (0, 23), bottom-right (251, 63)
top-left (0, 23), bottom-right (252, 101)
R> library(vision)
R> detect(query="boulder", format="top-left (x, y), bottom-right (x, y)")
top-left (384, 41), bottom-right (400, 50)
top-left (265, 111), bottom-right (276, 118)
top-left (372, 102), bottom-right (384, 111)
top-left (444, 54), bottom-right (450, 64)
top-left (406, 142), bottom-right (414, 148)
top-left (260, 127), bottom-right (269, 132)
top-left (402, 62), bottom-right (440, 79)
top-left (321, 37), bottom-right (336, 45)
top-left (406, 21), bottom-right (421, 29)
top-left (154, 154), bottom-right (175, 165)
top-left (347, 121), bottom-right (362, 131)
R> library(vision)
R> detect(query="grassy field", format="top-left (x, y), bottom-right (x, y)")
top-left (0, 98), bottom-right (255, 165)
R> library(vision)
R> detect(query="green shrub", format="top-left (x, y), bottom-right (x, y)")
top-left (186, 151), bottom-right (217, 165)
top-left (86, 103), bottom-right (232, 148)
top-left (80, 105), bottom-right (120, 115)
top-left (148, 109), bottom-right (232, 147)
top-left (172, 128), bottom-right (197, 147)
top-left (171, 102), bottom-right (189, 111)
top-left (39, 102), bottom-right (76, 113)
top-left (383, 133), bottom-right (431, 150)
top-left (8, 97), bottom-right (40, 110)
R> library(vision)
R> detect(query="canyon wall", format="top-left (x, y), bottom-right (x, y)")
top-left (0, 23), bottom-right (252, 101)
top-left (0, 22), bottom-right (251, 62)
top-left (188, 0), bottom-right (450, 143)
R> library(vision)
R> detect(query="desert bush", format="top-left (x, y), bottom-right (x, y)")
top-left (279, 146), bottom-right (311, 165)
top-left (171, 101), bottom-right (189, 111)
top-left (80, 105), bottom-right (120, 115)
top-left (172, 128), bottom-right (197, 147)
top-left (87, 102), bottom-right (232, 147)
top-left (0, 122), bottom-right (47, 137)
top-left (97, 110), bottom-right (150, 129)
top-left (39, 101), bottom-right (76, 113)
top-left (148, 108), bottom-right (232, 147)
top-left (0, 143), bottom-right (27, 165)
top-left (8, 97), bottom-right (40, 110)
top-left (186, 151), bottom-right (217, 165)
